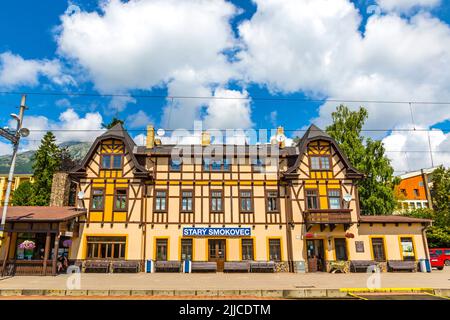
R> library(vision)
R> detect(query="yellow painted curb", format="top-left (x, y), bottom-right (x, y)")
top-left (423, 292), bottom-right (450, 300)
top-left (339, 288), bottom-right (434, 293)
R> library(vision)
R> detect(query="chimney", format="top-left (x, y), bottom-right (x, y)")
top-left (50, 172), bottom-right (71, 206)
top-left (201, 131), bottom-right (211, 146)
top-left (146, 125), bottom-right (155, 149)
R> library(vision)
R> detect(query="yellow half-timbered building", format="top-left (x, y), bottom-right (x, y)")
top-left (62, 123), bottom-right (432, 273)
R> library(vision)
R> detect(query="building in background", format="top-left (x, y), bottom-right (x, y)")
top-left (0, 174), bottom-right (33, 205)
top-left (395, 167), bottom-right (437, 213)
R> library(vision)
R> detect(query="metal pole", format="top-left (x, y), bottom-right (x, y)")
top-left (0, 95), bottom-right (27, 235)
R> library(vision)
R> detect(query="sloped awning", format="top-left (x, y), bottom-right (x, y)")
top-left (0, 206), bottom-right (86, 223)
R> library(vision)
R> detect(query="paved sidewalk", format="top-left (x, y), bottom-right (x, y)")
top-left (1, 268), bottom-right (449, 290)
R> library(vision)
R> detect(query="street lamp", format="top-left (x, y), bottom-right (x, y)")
top-left (0, 95), bottom-right (29, 240)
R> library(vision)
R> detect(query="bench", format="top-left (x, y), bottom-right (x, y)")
top-left (224, 262), bottom-right (250, 273)
top-left (388, 260), bottom-right (416, 272)
top-left (83, 260), bottom-right (110, 273)
top-left (350, 260), bottom-right (378, 272)
top-left (155, 261), bottom-right (181, 272)
top-left (111, 261), bottom-right (140, 273)
top-left (249, 262), bottom-right (275, 273)
top-left (191, 262), bottom-right (217, 273)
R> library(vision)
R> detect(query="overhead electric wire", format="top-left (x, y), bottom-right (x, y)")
top-left (1, 90), bottom-right (450, 105)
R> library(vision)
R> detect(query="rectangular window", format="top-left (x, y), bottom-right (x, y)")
top-left (413, 189), bottom-right (420, 197)
top-left (211, 160), bottom-right (222, 171)
top-left (334, 238), bottom-right (348, 261)
top-left (211, 190), bottom-right (223, 212)
top-left (114, 189), bottom-right (127, 211)
top-left (91, 189), bottom-right (104, 210)
top-left (306, 190), bottom-right (319, 209)
top-left (328, 190), bottom-right (341, 209)
top-left (268, 239), bottom-right (281, 262)
top-left (156, 239), bottom-right (168, 261)
top-left (371, 238), bottom-right (386, 262)
top-left (252, 158), bottom-right (264, 172)
top-left (267, 191), bottom-right (279, 212)
top-left (310, 156), bottom-right (330, 170)
top-left (240, 190), bottom-right (253, 212)
top-left (241, 239), bottom-right (254, 261)
top-left (170, 158), bottom-right (181, 171)
top-left (223, 158), bottom-right (231, 171)
top-left (101, 154), bottom-right (123, 169)
top-left (155, 190), bottom-right (167, 212)
top-left (203, 158), bottom-right (211, 171)
top-left (86, 236), bottom-right (126, 259)
top-left (400, 237), bottom-right (415, 261)
top-left (181, 190), bottom-right (193, 212)
top-left (181, 239), bottom-right (193, 261)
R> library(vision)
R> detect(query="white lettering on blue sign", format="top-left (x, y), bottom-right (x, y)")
top-left (182, 228), bottom-right (251, 237)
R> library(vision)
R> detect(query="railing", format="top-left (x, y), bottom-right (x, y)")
top-left (304, 209), bottom-right (352, 224)
top-left (0, 260), bottom-right (53, 276)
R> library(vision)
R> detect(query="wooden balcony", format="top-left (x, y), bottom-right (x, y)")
top-left (304, 209), bottom-right (352, 231)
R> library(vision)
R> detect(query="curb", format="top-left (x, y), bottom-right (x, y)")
top-left (0, 288), bottom-right (448, 298)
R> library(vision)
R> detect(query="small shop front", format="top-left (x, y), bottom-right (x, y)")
top-left (0, 206), bottom-right (85, 276)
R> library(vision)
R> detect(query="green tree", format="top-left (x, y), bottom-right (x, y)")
top-left (404, 208), bottom-right (450, 247)
top-left (102, 117), bottom-right (124, 129)
top-left (11, 181), bottom-right (34, 206)
top-left (31, 132), bottom-right (62, 206)
top-left (430, 166), bottom-right (450, 227)
top-left (326, 105), bottom-right (398, 215)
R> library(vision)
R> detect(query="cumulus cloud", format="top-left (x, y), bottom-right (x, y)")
top-left (376, 0), bottom-right (441, 13)
top-left (236, 0), bottom-right (450, 171)
top-left (126, 110), bottom-right (152, 128)
top-left (107, 95), bottom-right (136, 114)
top-left (382, 126), bottom-right (450, 173)
top-left (0, 141), bottom-right (12, 156)
top-left (56, 0), bottom-right (237, 92)
top-left (0, 51), bottom-right (74, 87)
top-left (13, 108), bottom-right (104, 152)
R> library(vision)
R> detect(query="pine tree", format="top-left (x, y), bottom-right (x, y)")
top-left (11, 181), bottom-right (34, 206)
top-left (326, 105), bottom-right (399, 215)
top-left (31, 132), bottom-right (61, 205)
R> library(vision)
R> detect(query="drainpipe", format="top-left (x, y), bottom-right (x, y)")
top-left (284, 182), bottom-right (294, 272)
top-left (421, 223), bottom-right (431, 261)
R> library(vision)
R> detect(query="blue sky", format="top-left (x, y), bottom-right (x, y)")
top-left (1, 0), bottom-right (450, 172)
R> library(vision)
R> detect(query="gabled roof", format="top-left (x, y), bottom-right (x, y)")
top-left (70, 123), bottom-right (149, 178)
top-left (284, 124), bottom-right (363, 178)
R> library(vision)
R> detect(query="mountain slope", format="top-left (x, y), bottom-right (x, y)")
top-left (0, 141), bottom-right (91, 174)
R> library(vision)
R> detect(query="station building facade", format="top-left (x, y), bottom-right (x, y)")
top-left (63, 123), bottom-right (431, 273)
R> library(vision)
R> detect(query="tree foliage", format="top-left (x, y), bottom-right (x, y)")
top-left (326, 105), bottom-right (399, 215)
top-left (102, 117), bottom-right (124, 129)
top-left (11, 181), bottom-right (34, 206)
top-left (31, 132), bottom-right (62, 206)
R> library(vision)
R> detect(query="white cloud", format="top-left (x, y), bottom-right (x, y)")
top-left (382, 126), bottom-right (450, 173)
top-left (107, 95), bottom-right (136, 114)
top-left (0, 141), bottom-right (12, 156)
top-left (376, 0), bottom-right (440, 13)
top-left (56, 0), bottom-right (237, 92)
top-left (126, 110), bottom-right (152, 128)
top-left (14, 108), bottom-right (104, 152)
top-left (236, 0), bottom-right (450, 171)
top-left (0, 51), bottom-right (73, 87)
top-left (203, 89), bottom-right (253, 130)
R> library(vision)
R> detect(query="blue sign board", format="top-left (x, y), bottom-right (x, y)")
top-left (182, 227), bottom-right (251, 237)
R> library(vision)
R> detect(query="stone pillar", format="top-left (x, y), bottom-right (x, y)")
top-left (50, 172), bottom-right (71, 207)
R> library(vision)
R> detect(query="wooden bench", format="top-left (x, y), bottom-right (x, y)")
top-left (83, 260), bottom-right (110, 273)
top-left (350, 260), bottom-right (379, 272)
top-left (388, 260), bottom-right (416, 272)
top-left (191, 262), bottom-right (217, 273)
top-left (155, 261), bottom-right (181, 272)
top-left (224, 262), bottom-right (249, 273)
top-left (111, 261), bottom-right (140, 273)
top-left (249, 262), bottom-right (275, 273)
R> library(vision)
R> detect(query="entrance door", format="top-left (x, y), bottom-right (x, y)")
top-left (208, 239), bottom-right (226, 272)
top-left (306, 239), bottom-right (325, 272)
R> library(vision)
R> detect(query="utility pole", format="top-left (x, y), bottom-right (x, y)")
top-left (0, 95), bottom-right (29, 239)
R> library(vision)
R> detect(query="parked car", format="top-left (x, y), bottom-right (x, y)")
top-left (430, 252), bottom-right (444, 270)
top-left (429, 248), bottom-right (450, 267)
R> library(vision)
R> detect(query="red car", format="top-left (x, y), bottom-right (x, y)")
top-left (429, 248), bottom-right (450, 270)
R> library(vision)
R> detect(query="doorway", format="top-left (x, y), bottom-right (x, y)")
top-left (208, 239), bottom-right (226, 272)
top-left (306, 239), bottom-right (325, 272)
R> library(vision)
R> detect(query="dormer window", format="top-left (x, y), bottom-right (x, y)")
top-left (170, 158), bottom-right (181, 171)
top-left (101, 154), bottom-right (123, 169)
top-left (310, 156), bottom-right (330, 170)
top-left (203, 158), bottom-right (230, 171)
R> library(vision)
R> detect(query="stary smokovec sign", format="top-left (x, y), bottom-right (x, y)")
top-left (182, 227), bottom-right (251, 237)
